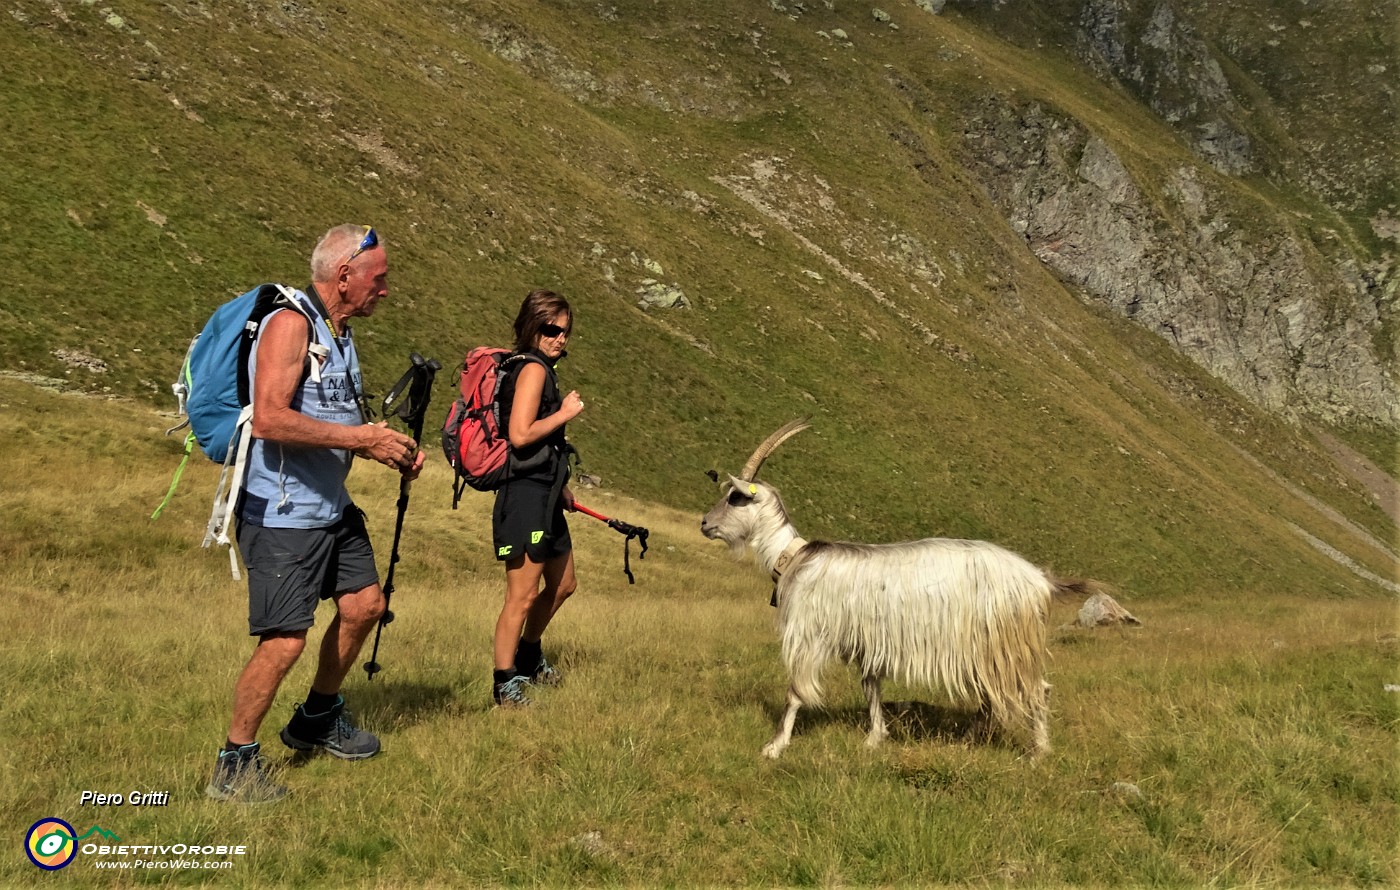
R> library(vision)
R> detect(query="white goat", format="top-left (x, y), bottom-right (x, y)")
top-left (701, 420), bottom-right (1093, 759)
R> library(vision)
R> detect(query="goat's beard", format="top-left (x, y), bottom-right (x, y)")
top-left (707, 529), bottom-right (750, 560)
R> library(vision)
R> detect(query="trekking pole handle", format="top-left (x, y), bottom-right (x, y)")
top-left (383, 354), bottom-right (442, 436)
top-left (364, 352), bottom-right (440, 682)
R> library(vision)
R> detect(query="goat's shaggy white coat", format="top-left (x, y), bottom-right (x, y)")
top-left (704, 475), bottom-right (1070, 759)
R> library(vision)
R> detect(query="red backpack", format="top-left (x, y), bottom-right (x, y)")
top-left (441, 347), bottom-right (551, 505)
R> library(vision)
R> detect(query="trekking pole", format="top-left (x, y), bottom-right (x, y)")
top-left (571, 501), bottom-right (650, 584)
top-left (364, 352), bottom-right (441, 682)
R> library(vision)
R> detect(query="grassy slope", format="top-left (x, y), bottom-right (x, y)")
top-left (0, 0), bottom-right (1393, 611)
top-left (0, 377), bottom-right (1395, 887)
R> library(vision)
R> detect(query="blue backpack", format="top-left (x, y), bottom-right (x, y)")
top-left (153, 284), bottom-right (322, 576)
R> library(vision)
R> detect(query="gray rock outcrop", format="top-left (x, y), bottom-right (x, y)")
top-left (962, 101), bottom-right (1398, 427)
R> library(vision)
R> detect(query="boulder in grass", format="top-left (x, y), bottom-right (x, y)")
top-left (1076, 592), bottom-right (1141, 627)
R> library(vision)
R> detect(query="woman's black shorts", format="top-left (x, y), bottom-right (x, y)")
top-left (492, 476), bottom-right (572, 563)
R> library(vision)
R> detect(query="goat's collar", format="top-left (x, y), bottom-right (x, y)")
top-left (771, 536), bottom-right (808, 582)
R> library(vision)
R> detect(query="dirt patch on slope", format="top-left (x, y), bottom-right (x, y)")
top-left (1310, 428), bottom-right (1400, 529)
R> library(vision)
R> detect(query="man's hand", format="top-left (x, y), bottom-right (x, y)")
top-left (402, 449), bottom-right (426, 481)
top-left (354, 421), bottom-right (419, 471)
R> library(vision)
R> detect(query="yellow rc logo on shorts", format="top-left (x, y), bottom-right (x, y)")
top-left (497, 545), bottom-right (513, 557)
top-left (530, 531), bottom-right (544, 544)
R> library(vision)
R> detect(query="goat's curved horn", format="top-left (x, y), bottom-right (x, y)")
top-left (740, 418), bottom-right (810, 481)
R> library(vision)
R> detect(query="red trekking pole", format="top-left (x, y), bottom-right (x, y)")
top-left (571, 501), bottom-right (649, 584)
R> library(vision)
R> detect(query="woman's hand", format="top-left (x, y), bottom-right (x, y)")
top-left (560, 390), bottom-right (585, 421)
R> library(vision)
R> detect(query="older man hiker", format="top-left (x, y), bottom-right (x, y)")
top-left (206, 225), bottom-right (424, 803)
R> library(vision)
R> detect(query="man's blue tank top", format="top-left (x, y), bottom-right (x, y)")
top-left (239, 293), bottom-right (363, 528)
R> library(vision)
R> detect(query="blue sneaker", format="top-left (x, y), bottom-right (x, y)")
top-left (530, 653), bottom-right (563, 686)
top-left (493, 675), bottom-right (532, 708)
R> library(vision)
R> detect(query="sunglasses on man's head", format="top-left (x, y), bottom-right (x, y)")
top-left (346, 226), bottom-right (378, 263)
top-left (539, 323), bottom-right (570, 339)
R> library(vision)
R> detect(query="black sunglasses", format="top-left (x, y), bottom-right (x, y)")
top-left (539, 322), bottom-right (570, 339)
top-left (346, 226), bottom-right (378, 263)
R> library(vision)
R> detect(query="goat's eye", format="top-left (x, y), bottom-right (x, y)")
top-left (727, 489), bottom-right (752, 506)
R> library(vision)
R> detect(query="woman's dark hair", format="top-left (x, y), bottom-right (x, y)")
top-left (513, 289), bottom-right (572, 352)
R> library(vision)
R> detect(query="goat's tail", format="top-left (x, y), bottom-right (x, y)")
top-left (1046, 574), bottom-right (1110, 603)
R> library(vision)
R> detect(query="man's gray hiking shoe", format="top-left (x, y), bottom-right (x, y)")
top-left (206, 743), bottom-right (287, 803)
top-left (279, 696), bottom-right (380, 760)
top-left (493, 675), bottom-right (532, 708)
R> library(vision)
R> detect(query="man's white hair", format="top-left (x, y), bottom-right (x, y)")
top-left (310, 224), bottom-right (380, 281)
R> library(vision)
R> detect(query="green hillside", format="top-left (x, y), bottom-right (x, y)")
top-left (2, 0), bottom-right (1394, 601)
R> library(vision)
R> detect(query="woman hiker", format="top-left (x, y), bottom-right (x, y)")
top-left (489, 289), bottom-right (585, 707)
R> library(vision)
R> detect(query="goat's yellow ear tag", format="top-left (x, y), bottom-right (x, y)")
top-left (748, 484), bottom-right (758, 495)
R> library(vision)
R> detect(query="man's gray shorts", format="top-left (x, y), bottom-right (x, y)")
top-left (236, 506), bottom-right (380, 637)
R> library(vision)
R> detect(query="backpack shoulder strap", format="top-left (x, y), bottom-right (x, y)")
top-left (503, 351), bottom-right (554, 385)
top-left (274, 286), bottom-right (329, 382)
top-left (497, 351), bottom-right (558, 412)
top-left (235, 285), bottom-right (324, 406)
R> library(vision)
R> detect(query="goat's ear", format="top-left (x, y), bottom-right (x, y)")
top-left (727, 475), bottom-right (760, 499)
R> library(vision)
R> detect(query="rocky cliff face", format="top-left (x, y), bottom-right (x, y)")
top-left (943, 0), bottom-right (1396, 428)
top-left (1077, 0), bottom-right (1254, 176)
top-left (961, 100), bottom-right (1397, 426)
top-left (992, 0), bottom-right (1400, 222)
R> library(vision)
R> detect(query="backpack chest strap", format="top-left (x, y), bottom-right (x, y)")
top-left (305, 342), bottom-right (329, 383)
